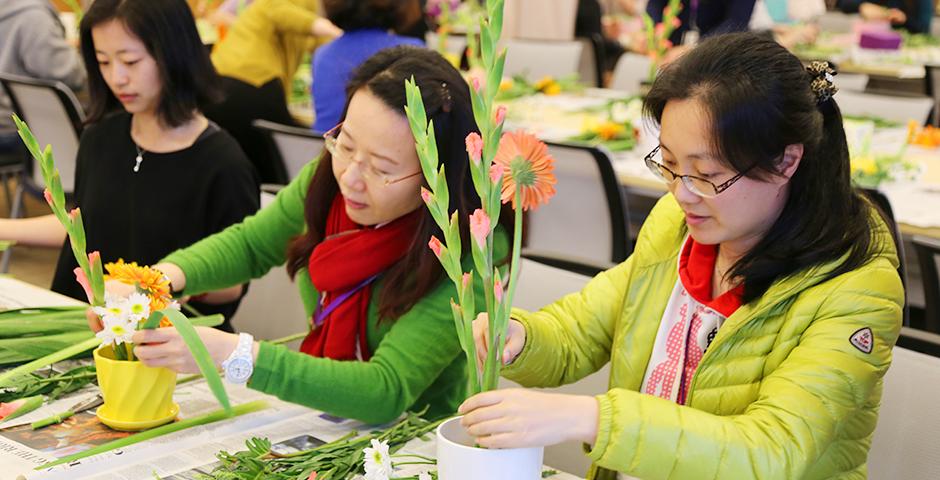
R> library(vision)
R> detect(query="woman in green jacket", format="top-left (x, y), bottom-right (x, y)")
top-left (99, 46), bottom-right (507, 424)
top-left (462, 33), bottom-right (904, 479)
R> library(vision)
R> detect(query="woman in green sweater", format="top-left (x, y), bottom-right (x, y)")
top-left (99, 46), bottom-right (505, 424)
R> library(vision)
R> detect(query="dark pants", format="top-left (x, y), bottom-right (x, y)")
top-left (204, 76), bottom-right (298, 184)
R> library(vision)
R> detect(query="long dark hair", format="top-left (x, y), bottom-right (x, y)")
top-left (286, 46), bottom-right (507, 320)
top-left (644, 32), bottom-right (886, 303)
top-left (79, 0), bottom-right (220, 127)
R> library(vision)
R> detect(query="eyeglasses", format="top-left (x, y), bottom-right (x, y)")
top-left (324, 123), bottom-right (423, 187)
top-left (643, 145), bottom-right (754, 198)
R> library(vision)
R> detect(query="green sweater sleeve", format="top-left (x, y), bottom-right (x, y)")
top-left (248, 229), bottom-right (511, 424)
top-left (500, 257), bottom-right (633, 388)
top-left (248, 276), bottom-right (464, 425)
top-left (161, 159), bottom-right (317, 296)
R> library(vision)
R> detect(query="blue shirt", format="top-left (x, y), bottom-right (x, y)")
top-left (311, 29), bottom-right (424, 133)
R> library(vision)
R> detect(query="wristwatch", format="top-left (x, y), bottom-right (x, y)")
top-left (222, 333), bottom-right (254, 384)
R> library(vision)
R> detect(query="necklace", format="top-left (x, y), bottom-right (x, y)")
top-left (134, 144), bottom-right (144, 172)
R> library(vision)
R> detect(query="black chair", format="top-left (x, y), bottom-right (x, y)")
top-left (925, 63), bottom-right (939, 127)
top-left (912, 235), bottom-right (940, 333)
top-left (861, 188), bottom-right (910, 327)
top-left (525, 142), bottom-right (630, 265)
top-left (251, 119), bottom-right (324, 185)
top-left (0, 73), bottom-right (85, 272)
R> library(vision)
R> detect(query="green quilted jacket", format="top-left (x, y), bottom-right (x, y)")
top-left (502, 194), bottom-right (904, 479)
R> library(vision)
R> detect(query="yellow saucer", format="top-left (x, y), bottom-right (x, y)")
top-left (96, 403), bottom-right (179, 431)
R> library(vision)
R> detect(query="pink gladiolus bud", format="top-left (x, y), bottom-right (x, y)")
top-left (428, 236), bottom-right (444, 258)
top-left (73, 267), bottom-right (94, 303)
top-left (494, 106), bottom-right (507, 125)
top-left (43, 189), bottom-right (54, 206)
top-left (664, 39), bottom-right (673, 49)
top-left (489, 163), bottom-right (504, 184)
top-left (465, 132), bottom-right (483, 164)
top-left (655, 23), bottom-right (666, 37)
top-left (672, 17), bottom-right (681, 28)
top-left (493, 275), bottom-right (504, 303)
top-left (469, 209), bottom-right (490, 249)
top-left (68, 208), bottom-right (80, 222)
top-left (663, 6), bottom-right (673, 17)
top-left (471, 76), bottom-right (482, 92)
top-left (421, 187), bottom-right (433, 205)
top-left (462, 272), bottom-right (472, 290)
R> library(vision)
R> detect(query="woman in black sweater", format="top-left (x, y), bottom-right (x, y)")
top-left (0, 0), bottom-right (259, 331)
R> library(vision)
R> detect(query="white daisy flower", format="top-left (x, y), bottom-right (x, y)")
top-left (362, 439), bottom-right (393, 480)
top-left (96, 315), bottom-right (137, 346)
top-left (125, 292), bottom-right (151, 320)
top-left (168, 299), bottom-right (181, 311)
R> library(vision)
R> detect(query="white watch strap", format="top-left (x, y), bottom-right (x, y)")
top-left (225, 333), bottom-right (254, 365)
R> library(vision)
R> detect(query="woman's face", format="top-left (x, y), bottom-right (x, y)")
top-left (659, 98), bottom-right (800, 256)
top-left (92, 19), bottom-right (161, 116)
top-left (331, 88), bottom-right (424, 226)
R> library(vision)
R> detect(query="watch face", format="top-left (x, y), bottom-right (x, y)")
top-left (225, 357), bottom-right (253, 383)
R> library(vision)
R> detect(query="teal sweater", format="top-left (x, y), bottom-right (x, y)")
top-left (163, 159), bottom-right (504, 423)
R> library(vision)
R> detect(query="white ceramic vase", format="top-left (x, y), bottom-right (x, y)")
top-left (436, 416), bottom-right (545, 480)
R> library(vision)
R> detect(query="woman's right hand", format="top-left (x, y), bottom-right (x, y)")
top-left (472, 313), bottom-right (527, 369)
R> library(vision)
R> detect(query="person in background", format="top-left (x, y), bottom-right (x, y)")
top-left (311, 0), bottom-right (424, 134)
top-left (576, 0), bottom-right (626, 77)
top-left (461, 32), bottom-right (902, 479)
top-left (0, 0), bottom-right (86, 154)
top-left (837, 0), bottom-right (934, 34)
top-left (750, 0), bottom-right (825, 48)
top-left (0, 0), bottom-right (259, 332)
top-left (206, 0), bottom-right (342, 183)
top-left (646, 0), bottom-right (757, 46)
top-left (203, 0), bottom-right (255, 30)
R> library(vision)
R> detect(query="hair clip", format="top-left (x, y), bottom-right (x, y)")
top-left (441, 82), bottom-right (453, 113)
top-left (806, 61), bottom-right (838, 105)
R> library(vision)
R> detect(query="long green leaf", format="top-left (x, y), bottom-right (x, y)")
top-left (0, 337), bottom-right (99, 387)
top-left (39, 400), bottom-right (268, 469)
top-left (142, 309), bottom-right (230, 412)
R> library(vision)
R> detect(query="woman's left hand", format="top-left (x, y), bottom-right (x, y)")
top-left (458, 389), bottom-right (599, 449)
top-left (132, 327), bottom-right (239, 374)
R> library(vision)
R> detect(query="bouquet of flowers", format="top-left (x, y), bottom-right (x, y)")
top-left (642, 0), bottom-right (682, 82)
top-left (407, 0), bottom-right (557, 393)
top-left (494, 74), bottom-right (582, 101)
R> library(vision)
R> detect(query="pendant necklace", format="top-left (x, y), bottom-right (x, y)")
top-left (134, 144), bottom-right (145, 172)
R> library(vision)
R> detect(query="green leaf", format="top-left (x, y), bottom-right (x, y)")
top-left (143, 309), bottom-right (231, 412)
top-left (0, 337), bottom-right (99, 387)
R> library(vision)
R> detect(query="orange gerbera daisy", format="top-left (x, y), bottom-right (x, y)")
top-left (104, 259), bottom-right (173, 312)
top-left (493, 131), bottom-right (557, 211)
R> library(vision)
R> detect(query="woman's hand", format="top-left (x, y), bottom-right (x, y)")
top-left (312, 17), bottom-right (342, 38)
top-left (472, 314), bottom-right (527, 369)
top-left (458, 389), bottom-right (599, 448)
top-left (131, 327), bottom-right (241, 373)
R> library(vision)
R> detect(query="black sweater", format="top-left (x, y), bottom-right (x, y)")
top-left (51, 112), bottom-right (260, 331)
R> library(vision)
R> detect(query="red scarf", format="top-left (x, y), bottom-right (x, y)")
top-left (300, 194), bottom-right (421, 360)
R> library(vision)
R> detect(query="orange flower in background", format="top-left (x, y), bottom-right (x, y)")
top-left (493, 131), bottom-right (557, 211)
top-left (104, 259), bottom-right (173, 312)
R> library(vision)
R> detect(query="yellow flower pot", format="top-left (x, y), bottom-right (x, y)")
top-left (93, 345), bottom-right (179, 431)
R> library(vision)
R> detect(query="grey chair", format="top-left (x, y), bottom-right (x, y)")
top-left (525, 142), bottom-right (630, 265)
top-left (0, 73), bottom-right (85, 273)
top-left (869, 327), bottom-right (940, 477)
top-left (252, 119), bottom-right (324, 185)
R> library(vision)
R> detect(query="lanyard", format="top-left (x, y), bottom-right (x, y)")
top-left (312, 274), bottom-right (379, 327)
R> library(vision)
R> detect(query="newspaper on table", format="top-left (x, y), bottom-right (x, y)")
top-left (1, 379), bottom-right (421, 480)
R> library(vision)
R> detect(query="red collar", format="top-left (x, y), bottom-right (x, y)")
top-left (678, 237), bottom-right (744, 318)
